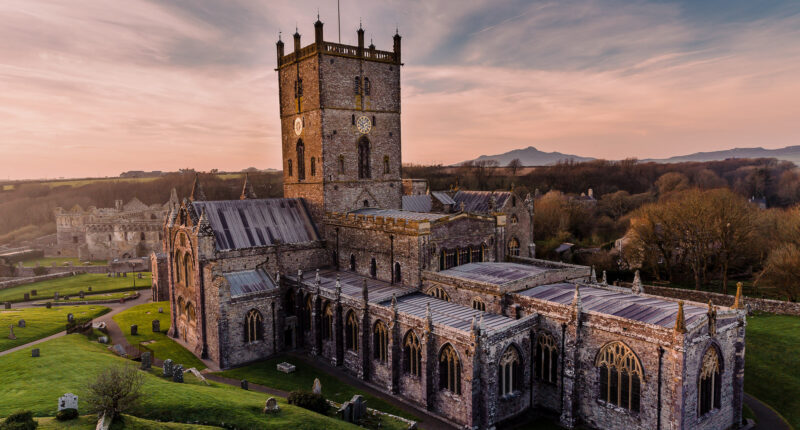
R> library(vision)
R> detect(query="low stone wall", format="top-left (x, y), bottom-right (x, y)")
top-left (634, 283), bottom-right (800, 316)
top-left (15, 265), bottom-right (110, 277)
top-left (0, 271), bottom-right (75, 290)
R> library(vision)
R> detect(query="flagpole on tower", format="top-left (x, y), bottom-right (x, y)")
top-left (337, 0), bottom-right (341, 43)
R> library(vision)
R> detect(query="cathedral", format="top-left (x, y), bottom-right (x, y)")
top-left (157, 19), bottom-right (746, 430)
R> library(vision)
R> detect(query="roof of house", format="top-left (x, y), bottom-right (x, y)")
top-left (437, 262), bottom-right (549, 285)
top-left (350, 208), bottom-right (448, 222)
top-left (192, 198), bottom-right (319, 251)
top-left (452, 191), bottom-right (512, 213)
top-left (224, 268), bottom-right (278, 298)
top-left (401, 195), bottom-right (432, 213)
top-left (519, 283), bottom-right (708, 327)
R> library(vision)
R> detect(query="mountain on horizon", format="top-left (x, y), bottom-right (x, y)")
top-left (461, 145), bottom-right (800, 166)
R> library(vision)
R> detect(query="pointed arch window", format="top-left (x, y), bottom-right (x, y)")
top-left (183, 253), bottom-right (192, 287)
top-left (345, 311), bottom-right (359, 352)
top-left (322, 303), bottom-right (333, 340)
top-left (358, 137), bottom-right (371, 179)
top-left (364, 77), bottom-right (371, 95)
top-left (302, 296), bottom-right (313, 332)
top-left (370, 258), bottom-right (377, 278)
top-left (354, 76), bottom-right (361, 95)
top-left (373, 321), bottom-right (388, 363)
top-left (510, 215), bottom-right (519, 224)
top-left (350, 254), bottom-right (356, 271)
top-left (245, 309), bottom-right (263, 343)
top-left (140, 232), bottom-right (146, 241)
top-left (439, 344), bottom-right (461, 395)
top-left (404, 331), bottom-right (421, 377)
top-left (394, 262), bottom-right (402, 283)
top-left (508, 238), bottom-right (520, 257)
top-left (383, 156), bottom-right (390, 174)
top-left (499, 345), bottom-right (522, 396)
top-left (310, 157), bottom-right (316, 176)
top-left (471, 246), bottom-right (483, 263)
top-left (458, 247), bottom-right (470, 265)
top-left (296, 140), bottom-right (305, 181)
top-left (428, 287), bottom-right (450, 302)
top-left (288, 159), bottom-right (293, 177)
top-left (596, 341), bottom-right (643, 412)
top-left (535, 333), bottom-right (558, 384)
top-left (338, 155), bottom-right (346, 174)
top-left (698, 347), bottom-right (722, 416)
top-left (472, 298), bottom-right (486, 312)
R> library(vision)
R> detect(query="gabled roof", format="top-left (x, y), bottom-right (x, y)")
top-left (123, 197), bottom-right (149, 212)
top-left (402, 195), bottom-right (432, 213)
top-left (225, 268), bottom-right (277, 298)
top-left (394, 293), bottom-right (515, 332)
top-left (438, 262), bottom-right (548, 286)
top-left (192, 198), bottom-right (319, 251)
top-left (350, 208), bottom-right (448, 222)
top-left (452, 191), bottom-right (511, 213)
top-left (431, 191), bottom-right (456, 205)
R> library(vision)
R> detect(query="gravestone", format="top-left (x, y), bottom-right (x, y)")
top-left (51, 262), bottom-right (57, 267)
top-left (79, 291), bottom-right (85, 299)
top-left (58, 393), bottom-right (78, 411)
top-left (338, 402), bottom-right (353, 423)
top-left (18, 319), bottom-right (25, 328)
top-left (23, 293), bottom-right (29, 301)
top-left (63, 295), bottom-right (70, 301)
top-left (130, 325), bottom-right (138, 336)
top-left (277, 362), bottom-right (296, 373)
top-left (350, 395), bottom-right (366, 423)
top-left (31, 290), bottom-right (37, 296)
top-left (241, 379), bottom-right (248, 390)
top-left (53, 292), bottom-right (59, 300)
top-left (32, 348), bottom-right (40, 357)
top-left (3, 302), bottom-right (9, 310)
top-left (97, 336), bottom-right (108, 344)
top-left (172, 365), bottom-right (184, 383)
top-left (137, 273), bottom-right (142, 279)
top-left (67, 313), bottom-right (74, 322)
top-left (312, 378), bottom-right (322, 394)
top-left (8, 325), bottom-right (16, 340)
top-left (163, 359), bottom-right (174, 377)
top-left (264, 397), bottom-right (280, 414)
top-left (88, 286), bottom-right (92, 292)
top-left (141, 352), bottom-right (151, 370)
top-left (158, 307), bottom-right (163, 313)
top-left (107, 272), bottom-right (112, 277)
top-left (152, 319), bottom-right (160, 333)
top-left (111, 344), bottom-right (126, 356)
top-left (45, 302), bottom-right (52, 309)
top-left (123, 272), bottom-right (127, 277)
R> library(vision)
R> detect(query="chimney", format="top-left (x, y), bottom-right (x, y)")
top-left (293, 30), bottom-right (301, 53)
top-left (393, 30), bottom-right (402, 64)
top-left (357, 25), bottom-right (364, 57)
top-left (314, 18), bottom-right (324, 46)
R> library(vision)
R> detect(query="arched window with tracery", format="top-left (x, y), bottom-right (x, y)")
top-left (358, 137), bottom-right (371, 179)
top-left (403, 331), bottom-right (421, 377)
top-left (296, 140), bottom-right (305, 181)
top-left (596, 341), bottom-right (643, 412)
top-left (345, 311), bottom-right (359, 352)
top-left (244, 309), bottom-right (263, 343)
top-left (535, 333), bottom-right (558, 384)
top-left (322, 303), bottom-right (333, 340)
top-left (439, 344), bottom-right (461, 395)
top-left (174, 251), bottom-right (183, 284)
top-left (428, 287), bottom-right (450, 302)
top-left (508, 238), bottom-right (520, 257)
top-left (499, 345), bottom-right (522, 396)
top-left (373, 321), bottom-right (388, 363)
top-left (472, 298), bottom-right (486, 312)
top-left (364, 77), bottom-right (371, 95)
top-left (458, 247), bottom-right (470, 265)
top-left (471, 246), bottom-right (483, 262)
top-left (183, 253), bottom-right (192, 287)
top-left (698, 346), bottom-right (722, 416)
top-left (302, 296), bottom-right (313, 332)
top-left (186, 302), bottom-right (196, 324)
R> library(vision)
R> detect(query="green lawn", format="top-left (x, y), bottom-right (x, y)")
top-left (21, 257), bottom-right (106, 268)
top-left (0, 273), bottom-right (150, 303)
top-left (35, 414), bottom-right (223, 429)
top-left (745, 313), bottom-right (800, 429)
top-left (57, 291), bottom-right (139, 303)
top-left (0, 334), bottom-right (359, 429)
top-left (112, 301), bottom-right (206, 370)
top-left (0, 305), bottom-right (109, 352)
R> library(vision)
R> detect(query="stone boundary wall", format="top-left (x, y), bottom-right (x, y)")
top-left (628, 282), bottom-right (800, 316)
top-left (0, 271), bottom-right (75, 290)
top-left (15, 265), bottom-right (110, 277)
top-left (326, 399), bottom-right (418, 429)
top-left (34, 291), bottom-right (141, 307)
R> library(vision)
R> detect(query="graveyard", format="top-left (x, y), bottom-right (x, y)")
top-left (20, 257), bottom-right (107, 268)
top-left (0, 272), bottom-right (150, 303)
top-left (0, 305), bottom-right (109, 352)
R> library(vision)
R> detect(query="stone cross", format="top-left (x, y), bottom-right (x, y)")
top-left (172, 364), bottom-right (184, 383)
top-left (58, 393), bottom-right (78, 411)
top-left (140, 352), bottom-right (152, 370)
top-left (163, 359), bottom-right (174, 377)
top-left (312, 378), bottom-right (322, 394)
top-left (130, 325), bottom-right (138, 336)
top-left (32, 348), bottom-right (40, 357)
top-left (18, 319), bottom-right (25, 328)
top-left (8, 325), bottom-right (16, 340)
top-left (152, 319), bottom-right (160, 333)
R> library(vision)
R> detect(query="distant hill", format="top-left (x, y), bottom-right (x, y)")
top-left (462, 146), bottom-right (595, 166)
top-left (644, 146), bottom-right (800, 165)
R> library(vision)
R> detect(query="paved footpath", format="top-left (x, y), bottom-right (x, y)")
top-left (744, 393), bottom-right (792, 430)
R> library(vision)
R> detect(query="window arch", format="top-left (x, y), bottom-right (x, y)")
top-left (354, 76), bottom-right (361, 95)
top-left (508, 238), bottom-right (520, 257)
top-left (183, 253), bottom-right (192, 287)
top-left (383, 156), bottom-right (390, 174)
top-left (596, 341), bottom-right (643, 412)
top-left (394, 262), bottom-right (402, 283)
top-left (322, 303), bottom-right (333, 340)
top-left (140, 232), bottom-right (146, 241)
top-left (373, 321), bottom-right (388, 363)
top-left (370, 258), bottom-right (377, 278)
top-left (302, 296), bottom-right (313, 332)
top-left (439, 344), bottom-right (461, 395)
top-left (403, 330), bottom-right (421, 377)
top-left (245, 309), bottom-right (263, 343)
top-left (472, 297), bottom-right (486, 312)
top-left (174, 251), bottom-right (183, 284)
top-left (288, 159), bottom-right (293, 177)
top-left (470, 246), bottom-right (483, 263)
top-left (338, 155), bottom-right (345, 174)
top-left (285, 289), bottom-right (295, 316)
top-left (364, 77), bottom-right (371, 95)
top-left (345, 310), bottom-right (359, 352)
top-left (310, 157), bottom-right (316, 176)
top-left (350, 254), bottom-right (356, 271)
top-left (177, 297), bottom-right (185, 316)
top-left (698, 346), bottom-right (722, 416)
top-left (186, 302), bottom-right (196, 323)
top-left (440, 249), bottom-right (456, 270)
top-left (296, 140), bottom-right (305, 181)
top-left (535, 333), bottom-right (558, 384)
top-left (499, 345), bottom-right (522, 396)
top-left (458, 247), bottom-right (470, 265)
top-left (428, 287), bottom-right (450, 302)
top-left (510, 215), bottom-right (519, 224)
top-left (358, 137), bottom-right (371, 179)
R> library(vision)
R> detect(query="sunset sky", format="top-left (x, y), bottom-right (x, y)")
top-left (1, 0), bottom-right (800, 180)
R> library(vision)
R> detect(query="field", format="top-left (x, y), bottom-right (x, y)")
top-left (21, 257), bottom-right (106, 268)
top-left (0, 334), bottom-right (360, 429)
top-left (0, 305), bottom-right (109, 352)
top-left (744, 313), bottom-right (800, 429)
top-left (112, 301), bottom-right (206, 370)
top-left (0, 273), bottom-right (150, 303)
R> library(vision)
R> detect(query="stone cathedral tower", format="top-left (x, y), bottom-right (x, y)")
top-left (277, 19), bottom-right (403, 224)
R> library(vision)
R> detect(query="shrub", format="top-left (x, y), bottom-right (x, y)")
top-left (1, 410), bottom-right (37, 430)
top-left (55, 408), bottom-right (78, 421)
top-left (287, 390), bottom-right (329, 415)
top-left (86, 364), bottom-right (144, 417)
top-left (31, 266), bottom-right (47, 276)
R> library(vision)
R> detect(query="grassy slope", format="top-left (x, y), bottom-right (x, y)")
top-left (745, 313), bottom-right (800, 429)
top-left (0, 334), bottom-right (358, 430)
top-left (0, 305), bottom-right (109, 351)
top-left (0, 273), bottom-right (150, 303)
top-left (36, 415), bottom-right (222, 429)
top-left (21, 258), bottom-right (106, 268)
top-left (112, 301), bottom-right (206, 370)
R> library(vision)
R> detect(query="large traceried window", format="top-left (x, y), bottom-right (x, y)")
top-left (345, 311), bottom-right (359, 352)
top-left (373, 321), bottom-right (388, 363)
top-left (458, 248), bottom-right (470, 265)
top-left (296, 140), bottom-right (305, 181)
top-left (404, 330), bottom-right (422, 377)
top-left (472, 298), bottom-right (486, 312)
top-left (244, 309), bottom-right (263, 343)
top-left (302, 296), bottom-right (313, 332)
top-left (471, 245), bottom-right (484, 263)
top-left (440, 249), bottom-right (457, 270)
top-left (439, 344), bottom-right (461, 395)
top-left (596, 341), bottom-right (643, 412)
top-left (698, 347), bottom-right (722, 416)
top-left (535, 333), bottom-right (558, 384)
top-left (322, 303), bottom-right (333, 340)
top-left (428, 287), bottom-right (450, 302)
top-left (499, 345), bottom-right (522, 396)
top-left (358, 137), bottom-right (371, 179)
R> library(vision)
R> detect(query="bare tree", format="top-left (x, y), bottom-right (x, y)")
top-left (706, 189), bottom-right (758, 294)
top-left (507, 158), bottom-right (523, 176)
top-left (757, 243), bottom-right (800, 302)
top-left (86, 364), bottom-right (144, 419)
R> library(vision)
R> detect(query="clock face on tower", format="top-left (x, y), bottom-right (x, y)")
top-left (294, 117), bottom-right (303, 136)
top-left (356, 115), bottom-right (372, 134)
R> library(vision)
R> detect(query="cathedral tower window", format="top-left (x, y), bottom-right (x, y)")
top-left (244, 309), bottom-right (263, 343)
top-left (404, 330), bottom-right (421, 377)
top-left (296, 140), bottom-right (305, 181)
top-left (288, 159), bottom-right (293, 177)
top-left (352, 114), bottom-right (355, 125)
top-left (383, 156), bottom-right (390, 174)
top-left (322, 303), bottom-right (333, 340)
top-left (338, 155), bottom-right (346, 174)
top-left (535, 333), bottom-right (558, 384)
top-left (354, 76), bottom-right (361, 95)
top-left (370, 258), bottom-right (377, 278)
top-left (345, 310), bottom-right (359, 352)
top-left (310, 157), bottom-right (316, 176)
top-left (428, 287), bottom-right (450, 302)
top-left (508, 238), bottom-right (520, 257)
top-left (373, 321), bottom-right (388, 363)
top-left (472, 298), bottom-right (486, 312)
top-left (350, 254), bottom-right (356, 271)
top-left (596, 341), bottom-right (642, 412)
top-left (499, 345), bottom-right (522, 396)
top-left (394, 262), bottom-right (402, 283)
top-left (364, 77), bottom-right (371, 95)
top-left (439, 344), bottom-right (461, 395)
top-left (140, 232), bottom-right (146, 241)
top-left (358, 137), bottom-right (371, 179)
top-left (698, 346), bottom-right (722, 416)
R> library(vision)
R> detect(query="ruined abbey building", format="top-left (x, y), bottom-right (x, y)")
top-left (158, 19), bottom-right (746, 430)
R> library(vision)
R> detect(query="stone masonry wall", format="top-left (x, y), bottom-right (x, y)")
top-left (639, 283), bottom-right (800, 316)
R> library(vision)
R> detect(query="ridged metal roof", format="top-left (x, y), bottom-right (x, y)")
top-left (225, 268), bottom-right (278, 298)
top-left (453, 191), bottom-right (511, 213)
top-left (192, 199), bottom-right (319, 251)
top-left (401, 195), bottom-right (432, 213)
top-left (431, 192), bottom-right (456, 205)
top-left (291, 269), bottom-right (417, 304)
top-left (394, 293), bottom-right (515, 332)
top-left (350, 208), bottom-right (448, 222)
top-left (439, 262), bottom-right (548, 285)
top-left (520, 283), bottom-right (707, 327)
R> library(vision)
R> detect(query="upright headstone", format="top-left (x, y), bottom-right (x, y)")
top-left (241, 379), bottom-right (248, 390)
top-left (163, 359), bottom-right (174, 377)
top-left (158, 307), bottom-right (164, 313)
top-left (123, 272), bottom-right (127, 277)
top-left (3, 302), bottom-right (10, 310)
top-left (53, 292), bottom-right (59, 300)
top-left (141, 352), bottom-right (152, 370)
top-left (32, 348), bottom-right (40, 357)
top-left (63, 295), bottom-right (70, 301)
top-left (350, 395), bottom-right (366, 422)
top-left (264, 397), bottom-right (280, 413)
top-left (45, 302), bottom-right (52, 309)
top-left (97, 336), bottom-right (108, 344)
top-left (172, 364), bottom-right (184, 383)
top-left (338, 402), bottom-right (353, 423)
top-left (58, 393), bottom-right (78, 411)
top-left (18, 319), bottom-right (25, 328)
top-left (88, 286), bottom-right (92, 292)
top-left (130, 325), bottom-right (138, 336)
top-left (8, 325), bottom-right (16, 340)
top-left (30, 289), bottom-right (37, 296)
top-left (137, 273), bottom-right (142, 279)
top-left (107, 272), bottom-right (112, 277)
top-left (23, 293), bottom-right (29, 301)
top-left (67, 313), bottom-right (74, 322)
top-left (79, 291), bottom-right (85, 299)
top-left (152, 319), bottom-right (160, 333)
top-left (312, 378), bottom-right (322, 394)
